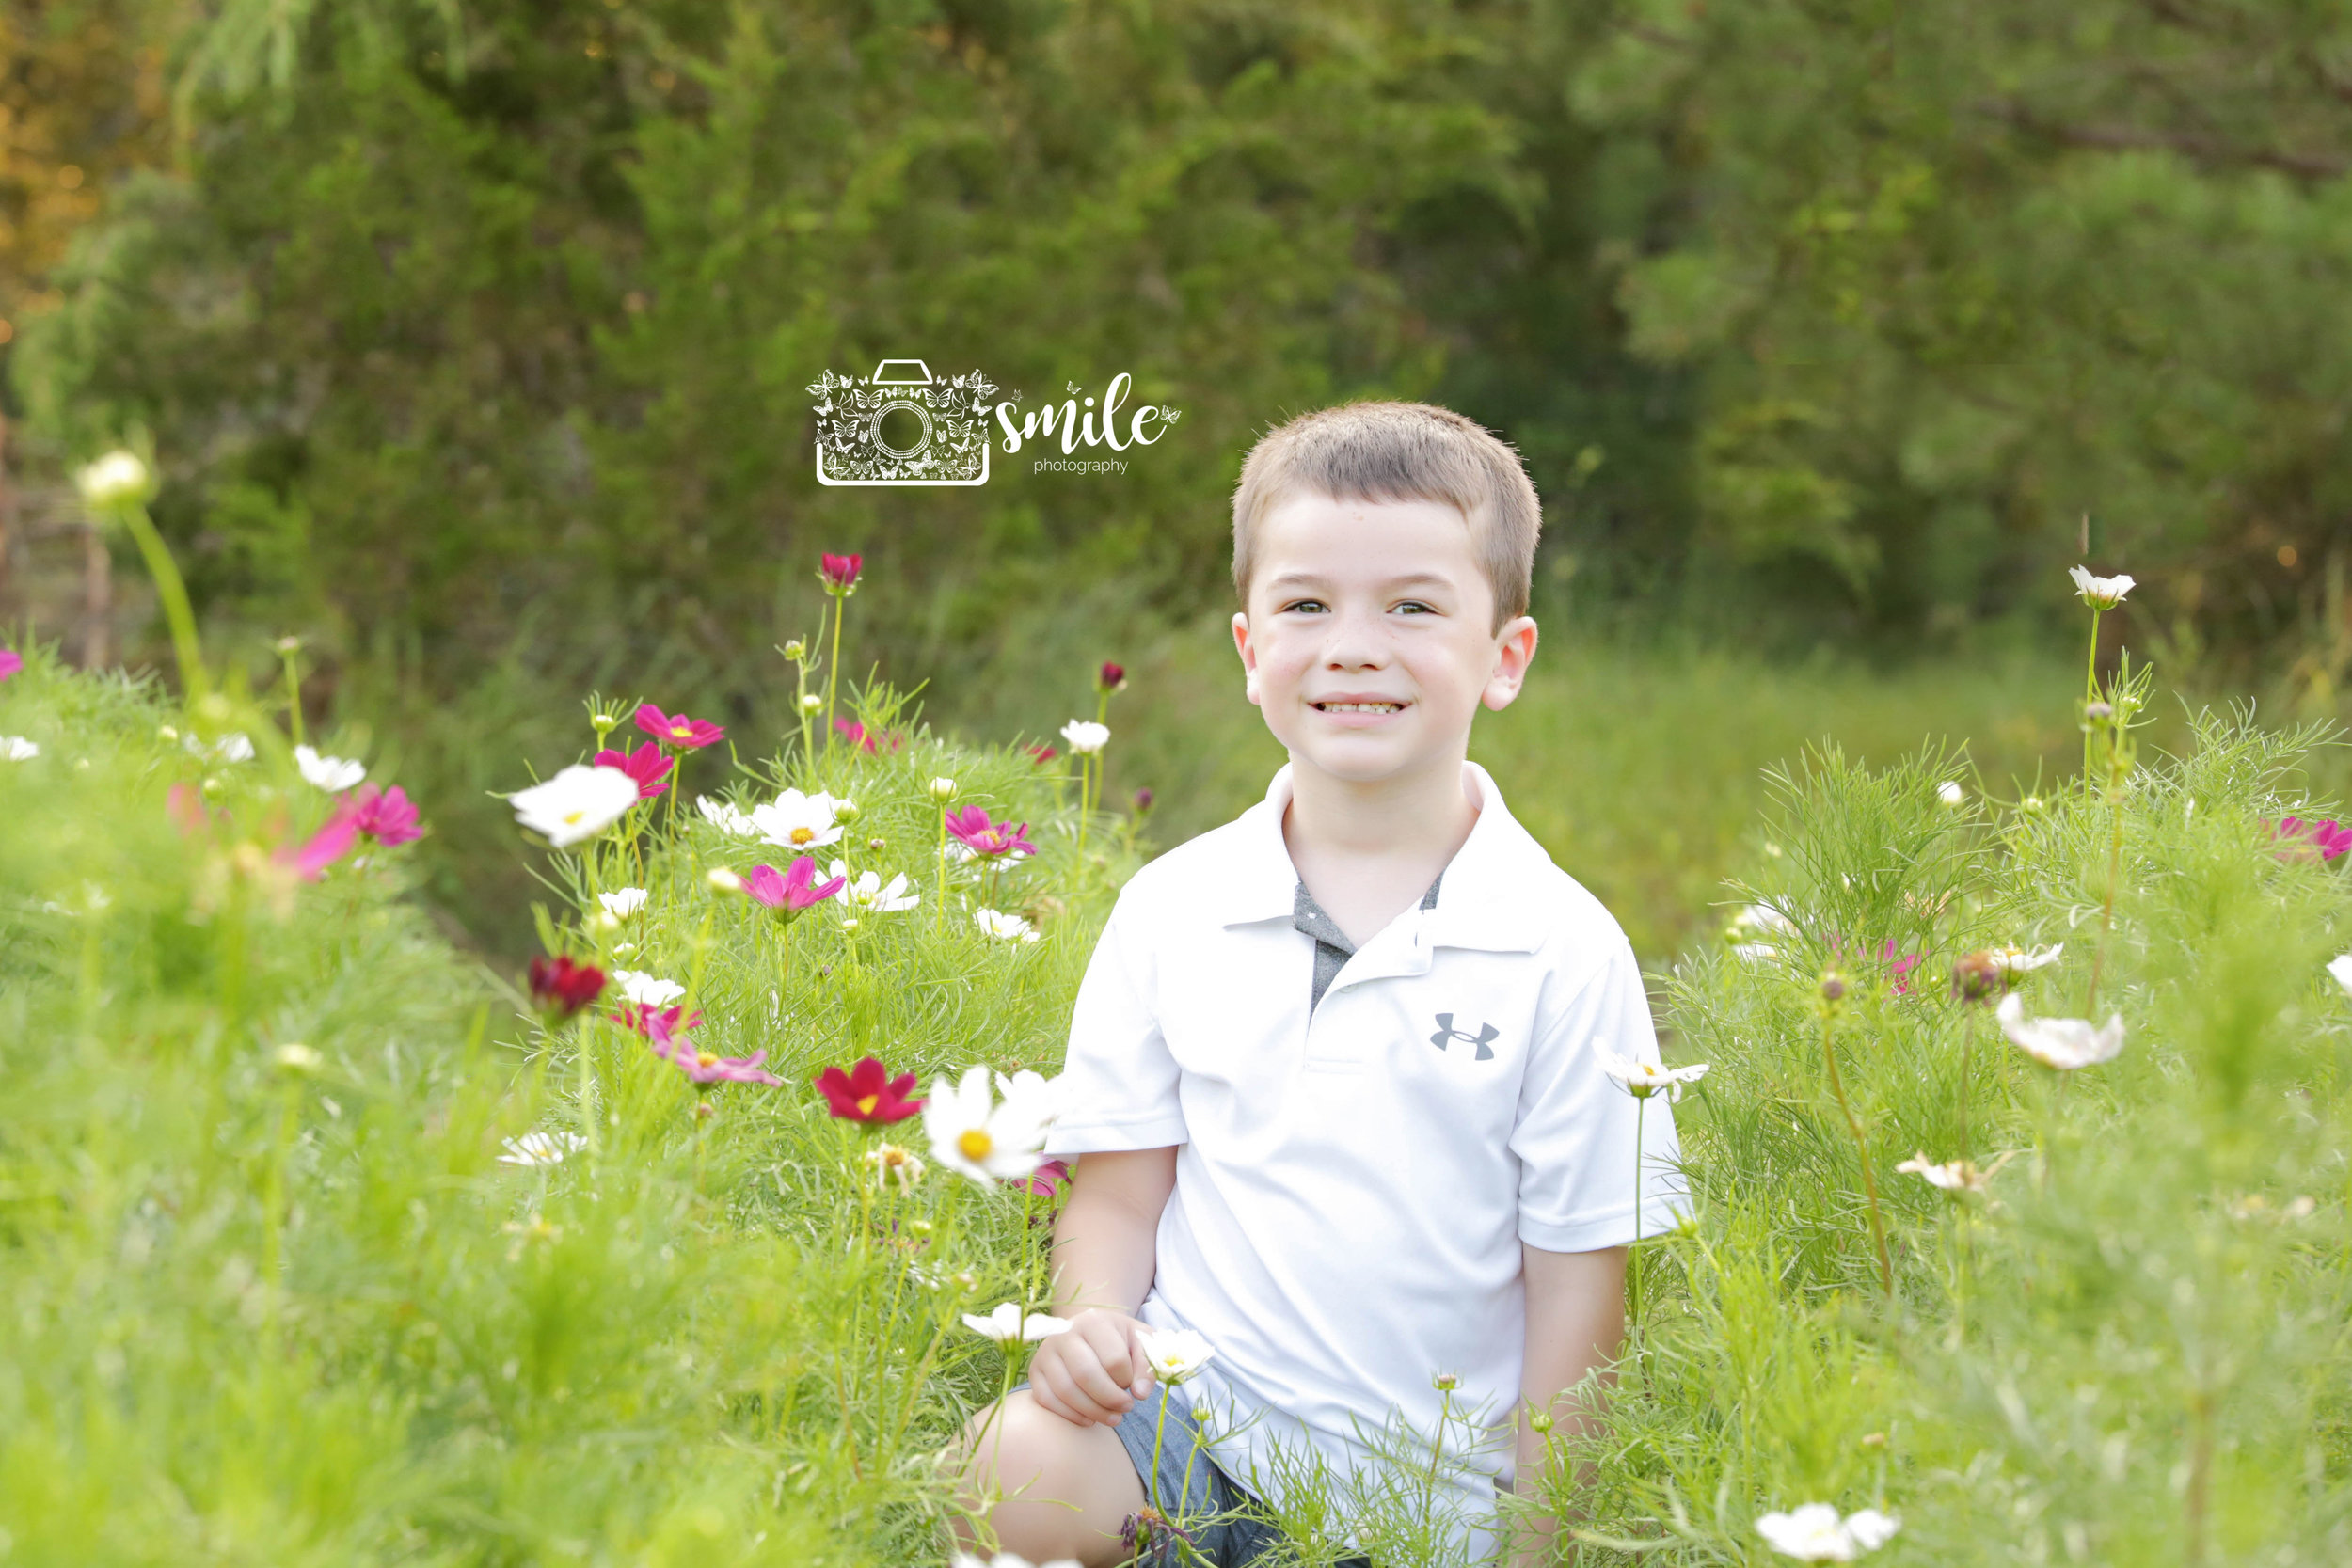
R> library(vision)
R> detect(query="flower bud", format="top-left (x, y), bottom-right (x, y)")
top-left (2084, 701), bottom-right (2114, 721)
top-left (2020, 794), bottom-right (2045, 813)
top-left (928, 776), bottom-right (960, 802)
top-left (866, 836), bottom-right (887, 852)
top-left (707, 866), bottom-right (744, 895)
top-left (1936, 780), bottom-right (1963, 807)
top-left (1819, 970), bottom-right (1848, 1004)
top-left (1950, 951), bottom-right (2003, 1004)
top-left (589, 711), bottom-right (619, 738)
top-left (274, 635), bottom-right (303, 656)
top-left (157, 724), bottom-right (179, 742)
top-left (1133, 786), bottom-right (1155, 813)
top-left (694, 1100), bottom-right (718, 1121)
top-left (589, 909), bottom-right (622, 935)
top-left (1433, 1371), bottom-right (1459, 1392)
top-left (275, 1042), bottom-right (324, 1073)
top-left (1529, 1410), bottom-right (1554, 1433)
top-left (783, 639), bottom-right (807, 660)
top-left (831, 799), bottom-right (861, 825)
top-left (800, 693), bottom-right (824, 714)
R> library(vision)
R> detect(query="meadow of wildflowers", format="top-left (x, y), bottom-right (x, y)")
top-left (5, 481), bottom-right (2352, 1566)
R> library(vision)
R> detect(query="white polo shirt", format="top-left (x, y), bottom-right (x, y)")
top-left (1044, 758), bottom-right (1691, 1537)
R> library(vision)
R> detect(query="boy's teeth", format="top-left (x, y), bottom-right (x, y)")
top-left (1320, 702), bottom-right (1402, 713)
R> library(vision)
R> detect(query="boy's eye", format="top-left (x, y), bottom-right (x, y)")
top-left (1283, 599), bottom-right (1328, 614)
top-left (1395, 601), bottom-right (1437, 614)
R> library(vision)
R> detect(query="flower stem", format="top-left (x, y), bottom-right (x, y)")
top-left (278, 645), bottom-right (304, 746)
top-left (2081, 604), bottom-right (2104, 786)
top-left (2085, 737), bottom-right (2127, 1017)
top-left (119, 502), bottom-right (209, 701)
top-left (823, 591), bottom-right (846, 754)
top-left (1822, 1013), bottom-right (1893, 1297)
top-left (934, 810), bottom-right (949, 936)
top-left (1629, 1098), bottom-right (1645, 1334)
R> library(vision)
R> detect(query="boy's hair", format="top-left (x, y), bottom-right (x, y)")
top-left (1229, 400), bottom-right (1543, 631)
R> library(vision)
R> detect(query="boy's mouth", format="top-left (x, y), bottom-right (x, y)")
top-left (1311, 699), bottom-right (1407, 715)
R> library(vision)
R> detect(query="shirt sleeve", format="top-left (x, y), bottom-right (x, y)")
top-left (1510, 937), bottom-right (1692, 1250)
top-left (1042, 891), bottom-right (1189, 1154)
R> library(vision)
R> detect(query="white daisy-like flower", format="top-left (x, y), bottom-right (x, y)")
top-left (1137, 1326), bottom-right (1217, 1386)
top-left (993, 1069), bottom-right (1064, 1131)
top-left (0, 736), bottom-right (39, 761)
top-left (975, 908), bottom-right (1041, 943)
top-left (1991, 942), bottom-right (2063, 979)
top-left (1756, 1503), bottom-right (1900, 1562)
top-left (2068, 564), bottom-right (2136, 609)
top-left (695, 796), bottom-right (757, 836)
top-left (923, 1064), bottom-right (1050, 1184)
top-left (828, 862), bottom-right (920, 913)
top-left (598, 887), bottom-right (648, 918)
top-left (1598, 1051), bottom-right (1710, 1102)
top-left (498, 1131), bottom-right (588, 1167)
top-left (750, 787), bottom-right (850, 851)
top-left (74, 449), bottom-right (151, 507)
top-left (1728, 902), bottom-right (1795, 937)
top-left (1059, 719), bottom-right (1109, 754)
top-left (1995, 990), bottom-right (2124, 1069)
top-left (1895, 1151), bottom-right (2007, 1195)
top-left (2328, 952), bottom-right (2352, 999)
top-left (511, 765), bottom-right (639, 847)
top-left (184, 731), bottom-right (256, 764)
top-left (960, 1302), bottom-right (1072, 1345)
top-left (612, 970), bottom-right (686, 1006)
top-left (294, 744), bottom-right (366, 792)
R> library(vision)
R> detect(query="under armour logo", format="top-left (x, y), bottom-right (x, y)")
top-left (1429, 1013), bottom-right (1498, 1061)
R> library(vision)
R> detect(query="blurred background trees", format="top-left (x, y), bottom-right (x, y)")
top-left (8, 0), bottom-right (2352, 951)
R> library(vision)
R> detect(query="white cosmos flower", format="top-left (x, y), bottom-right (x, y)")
top-left (74, 449), bottom-right (151, 507)
top-left (1137, 1326), bottom-right (1217, 1386)
top-left (695, 796), bottom-right (757, 836)
top-left (1756, 1503), bottom-right (1900, 1561)
top-left (923, 1064), bottom-right (1050, 1184)
top-left (184, 731), bottom-right (256, 763)
top-left (1992, 942), bottom-right (2063, 978)
top-left (1895, 1151), bottom-right (2007, 1195)
top-left (1936, 780), bottom-right (1964, 807)
top-left (294, 744), bottom-right (366, 792)
top-left (1731, 942), bottom-right (1781, 964)
top-left (511, 765), bottom-right (639, 847)
top-left (750, 787), bottom-right (850, 851)
top-left (1729, 902), bottom-right (1795, 936)
top-left (612, 970), bottom-right (686, 1006)
top-left (1598, 1051), bottom-right (1710, 1102)
top-left (993, 1069), bottom-right (1064, 1131)
top-left (0, 736), bottom-right (39, 761)
top-left (976, 908), bottom-right (1040, 943)
top-left (1059, 719), bottom-right (1109, 754)
top-left (598, 887), bottom-right (648, 918)
top-left (2069, 564), bottom-right (2136, 609)
top-left (1995, 990), bottom-right (2124, 1069)
top-left (498, 1131), bottom-right (588, 1167)
top-left (2329, 953), bottom-right (2352, 999)
top-left (960, 1302), bottom-right (1072, 1344)
top-left (828, 861), bottom-right (920, 912)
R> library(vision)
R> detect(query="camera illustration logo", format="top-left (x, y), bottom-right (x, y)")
top-left (808, 360), bottom-right (1000, 486)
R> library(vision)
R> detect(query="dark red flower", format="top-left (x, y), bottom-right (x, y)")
top-left (529, 955), bottom-right (606, 1019)
top-left (632, 703), bottom-right (726, 751)
top-left (1098, 660), bottom-right (1126, 692)
top-left (349, 783), bottom-right (423, 845)
top-left (814, 1056), bottom-right (926, 1123)
top-left (1026, 743), bottom-right (1057, 765)
top-left (819, 552), bottom-right (864, 592)
top-left (592, 741), bottom-right (674, 800)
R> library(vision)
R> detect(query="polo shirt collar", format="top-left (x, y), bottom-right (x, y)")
top-left (1219, 759), bottom-right (1545, 954)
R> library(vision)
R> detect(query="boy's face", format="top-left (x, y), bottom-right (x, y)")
top-left (1231, 491), bottom-right (1538, 787)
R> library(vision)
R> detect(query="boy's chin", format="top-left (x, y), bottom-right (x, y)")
top-left (1286, 734), bottom-right (1452, 784)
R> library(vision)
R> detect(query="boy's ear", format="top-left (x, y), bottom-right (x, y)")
top-left (1231, 611), bottom-right (1262, 705)
top-left (1481, 615), bottom-right (1539, 711)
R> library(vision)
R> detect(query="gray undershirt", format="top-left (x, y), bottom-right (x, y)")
top-left (1294, 872), bottom-right (1444, 1016)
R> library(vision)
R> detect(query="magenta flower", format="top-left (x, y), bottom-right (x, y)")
top-left (1009, 1158), bottom-right (1072, 1201)
top-left (633, 703), bottom-right (726, 751)
top-left (2275, 816), bottom-right (2352, 863)
top-left (277, 811), bottom-right (359, 882)
top-left (0, 648), bottom-right (21, 682)
top-left (832, 717), bottom-right (901, 755)
top-left (348, 783), bottom-right (423, 846)
top-left (744, 856), bottom-right (847, 914)
top-left (819, 552), bottom-right (863, 593)
top-left (610, 1002), bottom-right (704, 1038)
top-left (946, 805), bottom-right (1036, 858)
top-left (646, 1010), bottom-right (784, 1085)
top-left (592, 741), bottom-right (674, 800)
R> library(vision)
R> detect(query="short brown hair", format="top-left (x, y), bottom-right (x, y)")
top-left (1230, 400), bottom-right (1543, 631)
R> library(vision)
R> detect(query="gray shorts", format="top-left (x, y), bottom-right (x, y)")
top-left (1017, 1381), bottom-right (1369, 1568)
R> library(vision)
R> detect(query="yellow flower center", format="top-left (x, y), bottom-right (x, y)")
top-left (958, 1129), bottom-right (993, 1162)
top-left (670, 724), bottom-right (691, 738)
top-left (562, 809), bottom-right (585, 825)
top-left (696, 1051), bottom-right (718, 1069)
top-left (790, 827), bottom-right (814, 844)
top-left (856, 1093), bottom-right (881, 1116)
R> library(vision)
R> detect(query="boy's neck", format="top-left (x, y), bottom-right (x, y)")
top-left (1279, 744), bottom-right (1480, 872)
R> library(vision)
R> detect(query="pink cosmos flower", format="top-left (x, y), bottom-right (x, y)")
top-left (1009, 1158), bottom-right (1071, 1201)
top-left (646, 1010), bottom-right (783, 1085)
top-left (819, 552), bottom-right (863, 592)
top-left (2274, 816), bottom-right (2352, 863)
top-left (278, 811), bottom-right (359, 882)
top-left (348, 783), bottom-right (422, 845)
top-left (744, 856), bottom-right (847, 913)
top-left (610, 1002), bottom-right (704, 1038)
top-left (1026, 743), bottom-right (1057, 766)
top-left (592, 741), bottom-right (674, 800)
top-left (633, 703), bottom-right (726, 751)
top-left (0, 648), bottom-right (21, 682)
top-left (946, 805), bottom-right (1036, 858)
top-left (832, 717), bottom-right (902, 755)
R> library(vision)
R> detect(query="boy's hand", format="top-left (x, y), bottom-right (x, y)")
top-left (1027, 1307), bottom-right (1156, 1427)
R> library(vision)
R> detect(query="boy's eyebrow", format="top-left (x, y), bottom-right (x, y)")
top-left (1264, 571), bottom-right (1458, 592)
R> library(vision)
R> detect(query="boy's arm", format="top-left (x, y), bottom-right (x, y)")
top-left (1027, 1147), bottom-right (1178, 1428)
top-left (1507, 1242), bottom-right (1627, 1567)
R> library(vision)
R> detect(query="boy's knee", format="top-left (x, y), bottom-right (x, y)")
top-left (953, 1390), bottom-right (1142, 1560)
top-left (958, 1389), bottom-right (1073, 1493)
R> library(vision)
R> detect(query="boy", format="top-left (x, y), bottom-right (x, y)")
top-left (954, 402), bottom-right (1689, 1566)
